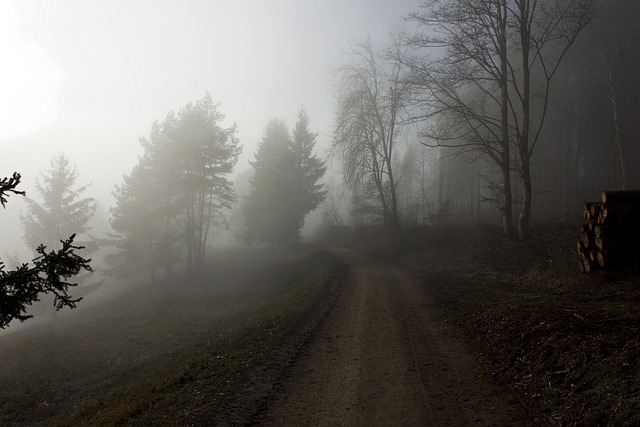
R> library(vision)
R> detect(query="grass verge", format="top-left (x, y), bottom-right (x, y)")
top-left (1, 246), bottom-right (347, 427)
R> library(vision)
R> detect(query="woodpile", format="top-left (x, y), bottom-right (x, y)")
top-left (578, 190), bottom-right (640, 272)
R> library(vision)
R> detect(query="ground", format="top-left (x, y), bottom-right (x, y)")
top-left (393, 225), bottom-right (640, 426)
top-left (1, 226), bottom-right (639, 425)
top-left (256, 248), bottom-right (538, 426)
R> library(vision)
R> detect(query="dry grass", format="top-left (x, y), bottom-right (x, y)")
top-left (0, 245), bottom-right (346, 426)
top-left (394, 225), bottom-right (640, 426)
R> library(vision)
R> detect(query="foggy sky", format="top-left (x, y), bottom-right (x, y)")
top-left (0, 0), bottom-right (417, 258)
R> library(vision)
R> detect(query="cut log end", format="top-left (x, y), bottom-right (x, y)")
top-left (597, 251), bottom-right (605, 268)
top-left (580, 192), bottom-right (640, 271)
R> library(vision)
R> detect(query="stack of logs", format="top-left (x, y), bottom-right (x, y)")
top-left (578, 190), bottom-right (640, 272)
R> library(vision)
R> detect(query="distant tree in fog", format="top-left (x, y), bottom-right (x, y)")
top-left (1, 172), bottom-right (91, 329)
top-left (320, 180), bottom-right (348, 227)
top-left (331, 38), bottom-right (410, 236)
top-left (21, 153), bottom-right (97, 254)
top-left (404, 0), bottom-right (599, 239)
top-left (110, 161), bottom-right (178, 280)
top-left (243, 119), bottom-right (294, 246)
top-left (290, 108), bottom-right (327, 230)
top-left (225, 168), bottom-right (253, 241)
top-left (243, 110), bottom-right (326, 246)
top-left (173, 96), bottom-right (241, 271)
top-left (111, 94), bottom-right (240, 279)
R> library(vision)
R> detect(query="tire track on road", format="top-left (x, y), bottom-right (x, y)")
top-left (257, 249), bottom-right (536, 426)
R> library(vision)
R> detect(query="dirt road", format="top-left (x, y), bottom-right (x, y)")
top-left (257, 249), bottom-right (538, 426)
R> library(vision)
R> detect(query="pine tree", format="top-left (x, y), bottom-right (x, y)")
top-left (110, 159), bottom-right (177, 280)
top-left (243, 111), bottom-right (326, 246)
top-left (110, 94), bottom-right (240, 279)
top-left (1, 172), bottom-right (92, 329)
top-left (243, 119), bottom-right (296, 246)
top-left (291, 108), bottom-right (327, 237)
top-left (21, 154), bottom-right (97, 254)
top-left (172, 95), bottom-right (241, 271)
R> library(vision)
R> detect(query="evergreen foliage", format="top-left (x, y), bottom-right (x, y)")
top-left (21, 154), bottom-right (97, 253)
top-left (110, 94), bottom-right (241, 278)
top-left (0, 173), bottom-right (92, 329)
top-left (243, 109), bottom-right (326, 246)
top-left (291, 108), bottom-right (328, 229)
top-left (0, 172), bottom-right (25, 207)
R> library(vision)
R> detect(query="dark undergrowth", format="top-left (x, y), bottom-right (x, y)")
top-left (393, 224), bottom-right (640, 426)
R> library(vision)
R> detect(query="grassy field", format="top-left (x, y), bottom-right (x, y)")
top-left (0, 246), bottom-right (347, 426)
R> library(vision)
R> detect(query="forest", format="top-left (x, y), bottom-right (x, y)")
top-left (327, 0), bottom-right (639, 241)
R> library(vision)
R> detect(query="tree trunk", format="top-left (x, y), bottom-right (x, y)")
top-left (386, 160), bottom-right (401, 236)
top-left (501, 161), bottom-right (515, 239)
top-left (498, 0), bottom-right (515, 240)
top-left (518, 160), bottom-right (532, 240)
top-left (517, 0), bottom-right (532, 241)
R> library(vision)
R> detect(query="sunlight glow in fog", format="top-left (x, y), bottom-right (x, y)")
top-left (0, 2), bottom-right (60, 140)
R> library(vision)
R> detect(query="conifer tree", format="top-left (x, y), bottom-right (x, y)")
top-left (291, 108), bottom-right (327, 237)
top-left (243, 119), bottom-right (295, 246)
top-left (243, 111), bottom-right (326, 246)
top-left (1, 172), bottom-right (92, 329)
top-left (21, 153), bottom-right (97, 254)
top-left (110, 94), bottom-right (240, 278)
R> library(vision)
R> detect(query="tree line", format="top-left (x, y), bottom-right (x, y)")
top-left (1, 95), bottom-right (326, 325)
top-left (110, 95), bottom-right (326, 281)
top-left (325, 0), bottom-right (636, 242)
top-left (2, 0), bottom-right (635, 324)
top-left (110, 94), bottom-right (241, 279)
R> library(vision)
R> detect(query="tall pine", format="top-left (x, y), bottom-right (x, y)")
top-left (291, 108), bottom-right (327, 237)
top-left (243, 119), bottom-right (296, 246)
top-left (172, 96), bottom-right (241, 271)
top-left (21, 153), bottom-right (97, 253)
top-left (243, 110), bottom-right (326, 246)
top-left (110, 94), bottom-right (240, 280)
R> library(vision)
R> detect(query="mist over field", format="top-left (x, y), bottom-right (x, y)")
top-left (0, 0), bottom-right (415, 260)
top-left (1, 0), bottom-right (640, 425)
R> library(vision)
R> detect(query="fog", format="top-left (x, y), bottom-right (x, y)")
top-left (4, 1), bottom-right (640, 424)
top-left (0, 0), bottom-right (415, 260)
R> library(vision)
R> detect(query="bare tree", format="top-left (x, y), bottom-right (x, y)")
top-left (321, 180), bottom-right (348, 227)
top-left (405, 0), bottom-right (515, 237)
top-left (509, 0), bottom-right (598, 238)
top-left (332, 38), bottom-right (411, 236)
top-left (405, 0), bottom-right (599, 239)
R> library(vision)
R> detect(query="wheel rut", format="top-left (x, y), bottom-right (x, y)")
top-left (255, 248), bottom-right (536, 426)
